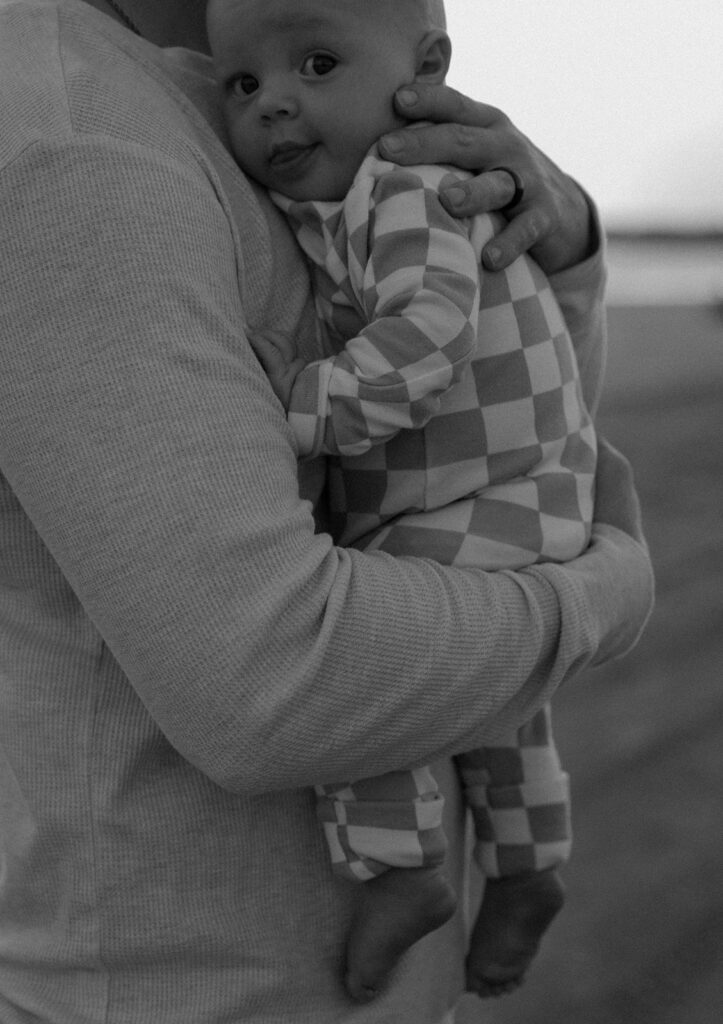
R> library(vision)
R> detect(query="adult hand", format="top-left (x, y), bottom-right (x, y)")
top-left (593, 437), bottom-right (646, 546)
top-left (579, 438), bottom-right (654, 664)
top-left (247, 327), bottom-right (305, 409)
top-left (378, 83), bottom-right (595, 276)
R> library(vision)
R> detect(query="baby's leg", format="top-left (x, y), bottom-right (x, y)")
top-left (316, 767), bottom-right (455, 1002)
top-left (457, 705), bottom-right (570, 997)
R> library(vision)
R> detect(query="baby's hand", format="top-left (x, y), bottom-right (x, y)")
top-left (248, 328), bottom-right (305, 409)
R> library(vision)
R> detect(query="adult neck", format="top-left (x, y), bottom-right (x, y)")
top-left (83, 0), bottom-right (210, 52)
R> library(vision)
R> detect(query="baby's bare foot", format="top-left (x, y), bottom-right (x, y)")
top-left (345, 866), bottom-right (457, 1003)
top-left (466, 867), bottom-right (565, 998)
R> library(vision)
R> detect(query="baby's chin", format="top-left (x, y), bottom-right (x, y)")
top-left (273, 171), bottom-right (356, 204)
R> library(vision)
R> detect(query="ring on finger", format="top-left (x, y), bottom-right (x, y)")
top-left (490, 167), bottom-right (525, 211)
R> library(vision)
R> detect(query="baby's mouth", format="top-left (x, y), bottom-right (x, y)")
top-left (269, 141), bottom-right (318, 170)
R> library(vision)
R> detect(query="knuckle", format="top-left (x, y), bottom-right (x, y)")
top-left (451, 122), bottom-right (479, 152)
top-left (528, 206), bottom-right (552, 239)
top-left (539, 206), bottom-right (555, 237)
top-left (518, 207), bottom-right (540, 239)
top-left (510, 204), bottom-right (549, 246)
top-left (519, 213), bottom-right (542, 247)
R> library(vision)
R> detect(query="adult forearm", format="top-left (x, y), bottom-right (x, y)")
top-left (100, 529), bottom-right (603, 793)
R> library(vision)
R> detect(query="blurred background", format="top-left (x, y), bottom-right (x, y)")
top-left (445, 3), bottom-right (723, 1022)
top-left (445, 0), bottom-right (722, 232)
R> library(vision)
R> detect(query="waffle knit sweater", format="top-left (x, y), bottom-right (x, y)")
top-left (0, 2), bottom-right (652, 1021)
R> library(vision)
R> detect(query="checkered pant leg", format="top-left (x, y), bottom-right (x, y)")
top-left (457, 705), bottom-right (572, 877)
top-left (315, 766), bottom-right (447, 882)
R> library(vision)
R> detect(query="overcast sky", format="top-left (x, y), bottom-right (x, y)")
top-left (444, 1), bottom-right (723, 231)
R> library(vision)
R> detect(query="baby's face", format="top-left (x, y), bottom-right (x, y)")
top-left (207, 0), bottom-right (418, 201)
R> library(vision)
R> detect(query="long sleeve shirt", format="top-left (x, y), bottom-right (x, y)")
top-left (272, 159), bottom-right (482, 458)
top-left (0, 3), bottom-right (652, 1022)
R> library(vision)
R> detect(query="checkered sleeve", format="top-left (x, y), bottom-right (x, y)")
top-left (285, 168), bottom-right (480, 458)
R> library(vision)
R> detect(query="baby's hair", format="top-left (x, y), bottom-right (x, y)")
top-left (374, 0), bottom-right (446, 31)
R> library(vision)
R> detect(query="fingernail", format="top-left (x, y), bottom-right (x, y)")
top-left (485, 246), bottom-right (501, 267)
top-left (443, 186), bottom-right (467, 209)
top-left (381, 132), bottom-right (404, 154)
top-left (396, 87), bottom-right (418, 107)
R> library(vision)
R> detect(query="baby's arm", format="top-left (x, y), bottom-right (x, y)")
top-left (283, 167), bottom-right (481, 458)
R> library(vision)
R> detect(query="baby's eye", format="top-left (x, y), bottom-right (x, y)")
top-left (301, 53), bottom-right (337, 78)
top-left (229, 73), bottom-right (259, 97)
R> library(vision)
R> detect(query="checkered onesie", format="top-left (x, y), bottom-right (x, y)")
top-left (270, 148), bottom-right (596, 881)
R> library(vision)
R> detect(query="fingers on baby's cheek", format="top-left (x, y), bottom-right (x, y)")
top-left (395, 83), bottom-right (465, 123)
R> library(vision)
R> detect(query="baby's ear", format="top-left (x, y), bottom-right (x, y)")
top-left (414, 30), bottom-right (452, 84)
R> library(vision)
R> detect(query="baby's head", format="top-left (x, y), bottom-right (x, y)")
top-left (207, 0), bottom-right (450, 202)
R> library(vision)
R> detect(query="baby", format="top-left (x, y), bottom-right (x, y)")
top-left (207, 0), bottom-right (597, 1004)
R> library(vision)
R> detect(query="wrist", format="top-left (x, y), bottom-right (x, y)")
top-left (552, 526), bottom-right (654, 667)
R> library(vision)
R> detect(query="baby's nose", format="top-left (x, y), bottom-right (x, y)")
top-left (258, 81), bottom-right (299, 121)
